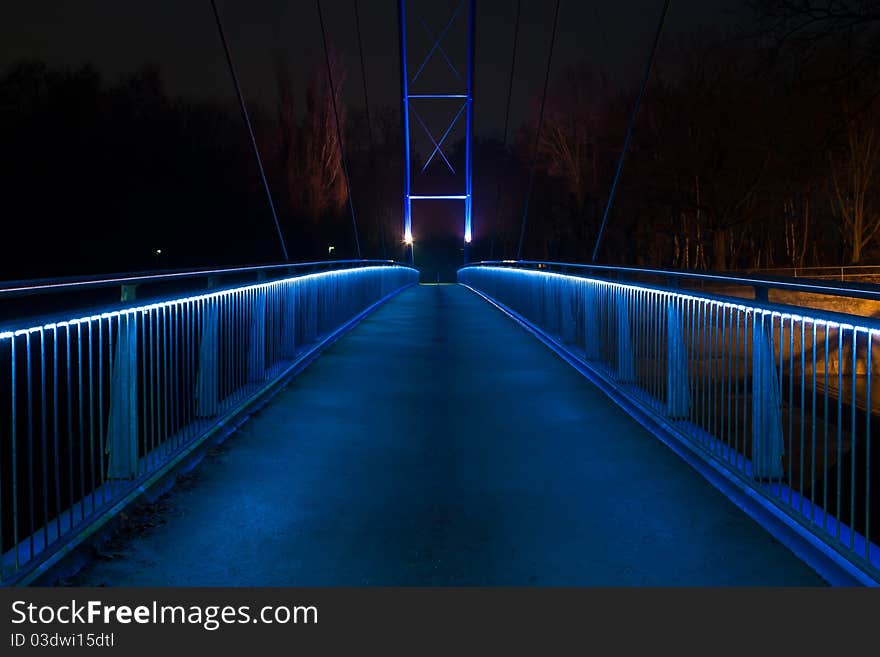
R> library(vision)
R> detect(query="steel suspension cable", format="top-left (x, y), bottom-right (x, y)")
top-left (316, 0), bottom-right (362, 258)
top-left (354, 0), bottom-right (387, 258)
top-left (591, 0), bottom-right (671, 263)
top-left (489, 0), bottom-right (522, 259)
top-left (210, 0), bottom-right (289, 261)
top-left (515, 0), bottom-right (561, 261)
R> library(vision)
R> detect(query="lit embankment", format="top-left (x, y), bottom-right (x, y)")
top-left (459, 261), bottom-right (880, 585)
top-left (0, 261), bottom-right (418, 585)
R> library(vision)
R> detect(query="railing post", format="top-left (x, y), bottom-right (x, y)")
top-left (560, 280), bottom-right (577, 345)
top-left (281, 280), bottom-right (296, 360)
top-left (616, 293), bottom-right (636, 382)
top-left (583, 282), bottom-right (600, 361)
top-left (196, 298), bottom-right (219, 417)
top-left (107, 313), bottom-right (139, 479)
top-left (248, 289), bottom-right (267, 382)
top-left (751, 312), bottom-right (784, 479)
top-left (665, 296), bottom-right (691, 418)
top-left (120, 284), bottom-right (137, 303)
top-left (304, 282), bottom-right (318, 345)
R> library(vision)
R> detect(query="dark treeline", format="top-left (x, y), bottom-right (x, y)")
top-left (496, 1), bottom-right (880, 268)
top-left (1, 61), bottom-right (279, 278)
top-left (2, 1), bottom-right (880, 279)
top-left (0, 55), bottom-right (402, 280)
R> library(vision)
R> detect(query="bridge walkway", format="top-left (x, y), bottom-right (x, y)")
top-left (71, 284), bottom-right (824, 585)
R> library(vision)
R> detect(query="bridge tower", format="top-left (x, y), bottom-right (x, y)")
top-left (398, 0), bottom-right (475, 265)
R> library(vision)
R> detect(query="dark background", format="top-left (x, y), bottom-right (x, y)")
top-left (1, 1), bottom-right (878, 280)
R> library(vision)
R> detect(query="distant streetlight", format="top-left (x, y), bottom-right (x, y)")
top-left (328, 245), bottom-right (335, 255)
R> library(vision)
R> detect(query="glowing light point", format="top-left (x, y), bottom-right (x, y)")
top-left (404, 228), bottom-right (413, 245)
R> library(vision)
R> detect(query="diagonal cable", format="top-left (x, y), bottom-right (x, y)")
top-left (516, 0), bottom-right (561, 260)
top-left (411, 0), bottom-right (465, 84)
top-left (591, 0), bottom-right (671, 263)
top-left (416, 15), bottom-right (462, 81)
top-left (490, 0), bottom-right (522, 259)
top-left (421, 100), bottom-right (468, 171)
top-left (210, 0), bottom-right (289, 261)
top-left (409, 105), bottom-right (456, 174)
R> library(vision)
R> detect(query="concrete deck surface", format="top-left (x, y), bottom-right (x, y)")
top-left (72, 284), bottom-right (825, 585)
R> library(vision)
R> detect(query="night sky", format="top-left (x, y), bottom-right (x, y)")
top-left (1, 1), bottom-right (745, 138)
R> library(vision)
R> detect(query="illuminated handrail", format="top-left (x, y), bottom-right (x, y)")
top-left (467, 260), bottom-right (880, 304)
top-left (460, 261), bottom-right (880, 584)
top-left (0, 262), bottom-right (418, 584)
top-left (0, 260), bottom-right (402, 299)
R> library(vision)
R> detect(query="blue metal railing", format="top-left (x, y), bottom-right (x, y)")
top-left (459, 261), bottom-right (880, 585)
top-left (0, 261), bottom-right (418, 585)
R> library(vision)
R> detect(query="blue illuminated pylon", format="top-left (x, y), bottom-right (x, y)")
top-left (398, 0), bottom-right (475, 259)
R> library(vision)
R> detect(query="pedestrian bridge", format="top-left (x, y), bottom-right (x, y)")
top-left (1, 261), bottom-right (878, 586)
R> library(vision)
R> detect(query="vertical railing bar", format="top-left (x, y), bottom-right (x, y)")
top-left (699, 300), bottom-right (707, 443)
top-left (811, 320), bottom-right (817, 520)
top-left (652, 291), bottom-right (658, 406)
top-left (142, 312), bottom-right (149, 469)
top-left (650, 290), bottom-right (656, 404)
top-left (713, 301), bottom-right (720, 448)
top-left (718, 301), bottom-right (726, 453)
top-left (157, 308), bottom-right (164, 457)
top-left (695, 300), bottom-right (703, 439)
top-left (39, 328), bottom-right (49, 548)
top-left (150, 311), bottom-right (158, 468)
top-left (690, 297), bottom-right (697, 436)
top-left (788, 317), bottom-right (794, 506)
top-left (66, 327), bottom-right (74, 530)
top-left (726, 306), bottom-right (734, 459)
top-left (229, 291), bottom-right (236, 402)
top-left (865, 330), bottom-right (872, 559)
top-left (1, 341), bottom-right (6, 575)
top-left (107, 318), bottom-right (115, 498)
top-left (140, 311), bottom-right (148, 474)
top-left (776, 314), bottom-right (783, 489)
top-left (823, 326), bottom-right (829, 530)
top-left (241, 289), bottom-right (247, 399)
top-left (87, 323), bottom-right (95, 515)
top-left (837, 326), bottom-right (843, 541)
top-left (189, 299), bottom-right (196, 437)
top-left (235, 290), bottom-right (241, 400)
top-left (734, 309), bottom-right (741, 464)
top-left (76, 324), bottom-right (85, 521)
top-left (652, 292), bottom-right (658, 406)
top-left (850, 327), bottom-right (857, 550)
top-left (800, 319), bottom-right (806, 514)
top-left (164, 306), bottom-right (170, 456)
top-left (11, 337), bottom-right (19, 570)
top-left (700, 299), bottom-right (715, 440)
top-left (52, 328), bottom-right (62, 538)
top-left (708, 302), bottom-right (714, 447)
top-left (658, 291), bottom-right (664, 407)
top-left (26, 332), bottom-right (34, 560)
top-left (98, 320), bottom-right (106, 505)
top-left (223, 292), bottom-right (229, 407)
top-left (171, 304), bottom-right (178, 451)
top-left (239, 289), bottom-right (245, 400)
